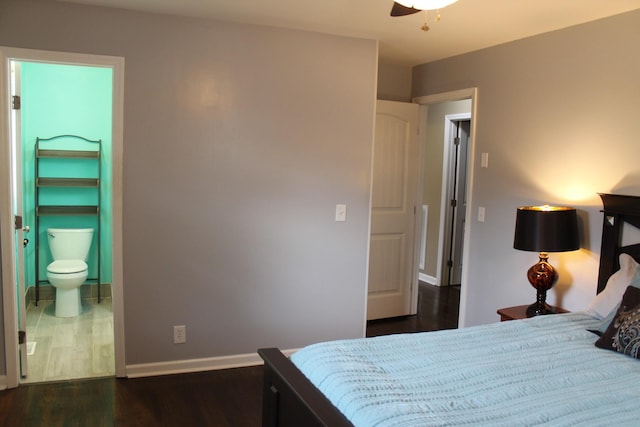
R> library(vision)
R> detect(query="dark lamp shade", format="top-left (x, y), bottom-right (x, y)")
top-left (513, 206), bottom-right (579, 253)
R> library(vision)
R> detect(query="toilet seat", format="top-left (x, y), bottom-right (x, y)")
top-left (47, 260), bottom-right (88, 274)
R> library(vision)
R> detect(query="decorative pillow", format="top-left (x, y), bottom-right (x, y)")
top-left (595, 286), bottom-right (640, 358)
top-left (586, 253), bottom-right (639, 319)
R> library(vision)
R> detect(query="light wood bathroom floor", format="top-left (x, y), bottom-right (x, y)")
top-left (22, 297), bottom-right (114, 384)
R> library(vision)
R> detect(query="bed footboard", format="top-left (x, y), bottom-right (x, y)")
top-left (258, 348), bottom-right (352, 427)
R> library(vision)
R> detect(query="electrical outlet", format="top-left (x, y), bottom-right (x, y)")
top-left (173, 325), bottom-right (186, 344)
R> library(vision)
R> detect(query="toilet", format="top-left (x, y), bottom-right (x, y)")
top-left (46, 228), bottom-right (94, 317)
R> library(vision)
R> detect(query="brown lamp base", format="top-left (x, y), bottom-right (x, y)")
top-left (526, 301), bottom-right (557, 317)
top-left (525, 253), bottom-right (558, 318)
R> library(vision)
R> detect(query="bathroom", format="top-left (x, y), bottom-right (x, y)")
top-left (13, 60), bottom-right (114, 383)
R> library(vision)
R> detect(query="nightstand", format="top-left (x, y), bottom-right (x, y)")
top-left (497, 305), bottom-right (569, 321)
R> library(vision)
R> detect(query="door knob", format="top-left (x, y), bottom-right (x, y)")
top-left (23, 225), bottom-right (30, 233)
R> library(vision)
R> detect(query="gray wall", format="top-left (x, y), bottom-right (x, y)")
top-left (0, 0), bottom-right (377, 371)
top-left (413, 10), bottom-right (640, 326)
top-left (377, 62), bottom-right (412, 102)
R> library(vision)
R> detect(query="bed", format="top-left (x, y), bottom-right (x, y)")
top-left (258, 193), bottom-right (640, 427)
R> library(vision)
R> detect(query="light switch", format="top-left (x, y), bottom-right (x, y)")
top-left (478, 206), bottom-right (485, 222)
top-left (481, 153), bottom-right (489, 168)
top-left (335, 204), bottom-right (347, 222)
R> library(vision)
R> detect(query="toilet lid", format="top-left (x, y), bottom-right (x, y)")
top-left (47, 260), bottom-right (88, 274)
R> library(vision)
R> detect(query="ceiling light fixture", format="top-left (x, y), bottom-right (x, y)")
top-left (396, 0), bottom-right (459, 9)
top-left (390, 0), bottom-right (459, 32)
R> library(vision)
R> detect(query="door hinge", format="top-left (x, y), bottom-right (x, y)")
top-left (447, 260), bottom-right (453, 267)
top-left (12, 95), bottom-right (21, 110)
top-left (19, 330), bottom-right (26, 345)
top-left (454, 136), bottom-right (460, 146)
top-left (450, 199), bottom-right (457, 207)
top-left (14, 215), bottom-right (23, 230)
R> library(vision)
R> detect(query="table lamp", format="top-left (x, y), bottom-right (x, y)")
top-left (513, 205), bottom-right (579, 317)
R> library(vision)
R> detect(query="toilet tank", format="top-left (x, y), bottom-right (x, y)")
top-left (47, 228), bottom-right (94, 261)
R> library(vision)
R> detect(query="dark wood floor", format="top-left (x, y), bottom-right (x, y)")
top-left (0, 283), bottom-right (459, 426)
top-left (0, 366), bottom-right (264, 426)
top-left (366, 282), bottom-right (460, 337)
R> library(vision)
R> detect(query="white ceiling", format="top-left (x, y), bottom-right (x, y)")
top-left (60, 0), bottom-right (640, 66)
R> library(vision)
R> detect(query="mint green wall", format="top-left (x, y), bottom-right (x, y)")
top-left (21, 62), bottom-right (112, 288)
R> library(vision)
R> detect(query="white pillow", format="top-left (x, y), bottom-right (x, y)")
top-left (586, 253), bottom-right (639, 319)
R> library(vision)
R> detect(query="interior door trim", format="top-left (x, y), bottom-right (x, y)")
top-left (0, 47), bottom-right (126, 388)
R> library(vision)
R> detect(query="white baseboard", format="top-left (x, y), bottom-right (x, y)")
top-left (0, 375), bottom-right (6, 390)
top-left (126, 348), bottom-right (299, 379)
top-left (419, 272), bottom-right (437, 285)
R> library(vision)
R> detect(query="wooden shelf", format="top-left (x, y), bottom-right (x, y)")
top-left (36, 149), bottom-right (99, 159)
top-left (36, 205), bottom-right (99, 216)
top-left (37, 177), bottom-right (99, 187)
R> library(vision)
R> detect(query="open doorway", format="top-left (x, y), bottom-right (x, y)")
top-left (16, 61), bottom-right (113, 384)
top-left (0, 47), bottom-right (125, 389)
top-left (414, 89), bottom-right (477, 328)
top-left (366, 91), bottom-right (476, 326)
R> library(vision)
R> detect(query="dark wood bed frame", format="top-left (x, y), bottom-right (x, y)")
top-left (259, 193), bottom-right (640, 427)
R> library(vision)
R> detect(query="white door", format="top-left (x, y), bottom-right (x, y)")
top-left (10, 61), bottom-right (30, 377)
top-left (367, 100), bottom-right (420, 320)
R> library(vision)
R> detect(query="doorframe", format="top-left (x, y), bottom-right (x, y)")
top-left (0, 47), bottom-right (126, 388)
top-left (413, 88), bottom-right (478, 328)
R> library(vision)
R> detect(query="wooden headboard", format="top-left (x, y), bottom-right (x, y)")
top-left (597, 193), bottom-right (640, 293)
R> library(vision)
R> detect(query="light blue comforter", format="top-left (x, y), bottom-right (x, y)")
top-left (291, 313), bottom-right (640, 426)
